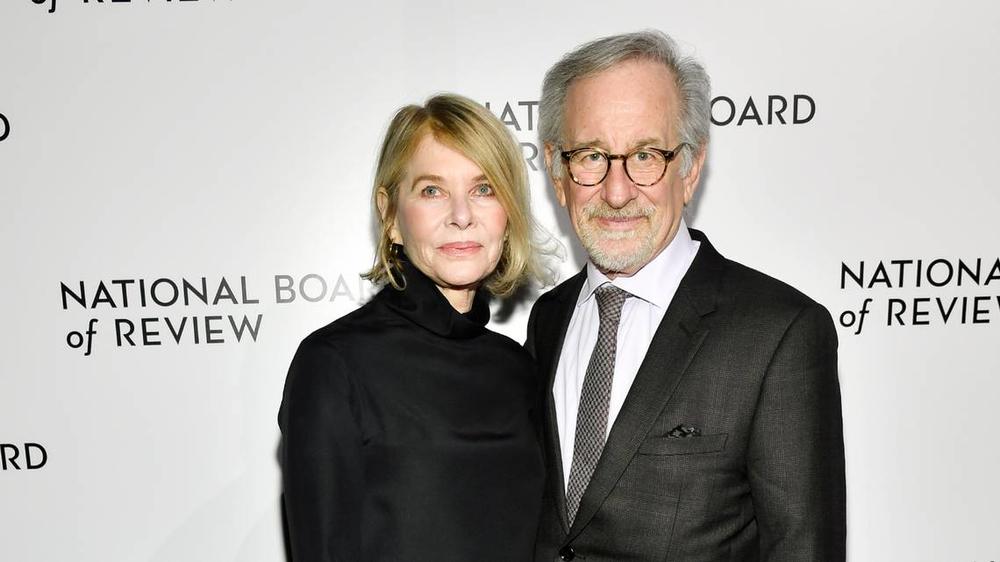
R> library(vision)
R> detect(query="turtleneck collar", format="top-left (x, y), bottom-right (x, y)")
top-left (378, 249), bottom-right (490, 339)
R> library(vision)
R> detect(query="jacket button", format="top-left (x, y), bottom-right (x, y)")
top-left (558, 545), bottom-right (575, 561)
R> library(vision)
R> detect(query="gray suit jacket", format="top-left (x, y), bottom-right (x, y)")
top-left (527, 229), bottom-right (846, 562)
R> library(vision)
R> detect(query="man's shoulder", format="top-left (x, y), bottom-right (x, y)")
top-left (532, 269), bottom-right (585, 311)
top-left (691, 229), bottom-right (828, 319)
top-left (723, 259), bottom-right (815, 306)
top-left (710, 253), bottom-right (836, 340)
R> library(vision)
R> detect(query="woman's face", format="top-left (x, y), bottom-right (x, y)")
top-left (389, 134), bottom-right (508, 297)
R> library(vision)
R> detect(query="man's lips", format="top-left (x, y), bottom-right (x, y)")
top-left (594, 215), bottom-right (644, 230)
top-left (438, 242), bottom-right (483, 255)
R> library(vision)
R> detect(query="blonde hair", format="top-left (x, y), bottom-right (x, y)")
top-left (363, 93), bottom-right (548, 297)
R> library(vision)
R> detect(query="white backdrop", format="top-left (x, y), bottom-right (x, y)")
top-left (2, 1), bottom-right (998, 560)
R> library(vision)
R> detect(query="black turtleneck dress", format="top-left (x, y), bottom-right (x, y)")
top-left (278, 259), bottom-right (544, 562)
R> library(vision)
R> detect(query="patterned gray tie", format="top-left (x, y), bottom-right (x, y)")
top-left (565, 284), bottom-right (631, 524)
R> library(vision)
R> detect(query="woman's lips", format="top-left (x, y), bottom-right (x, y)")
top-left (438, 242), bottom-right (483, 256)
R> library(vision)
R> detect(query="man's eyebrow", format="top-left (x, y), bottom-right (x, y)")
top-left (631, 137), bottom-right (667, 149)
top-left (564, 138), bottom-right (668, 151)
top-left (564, 139), bottom-right (606, 150)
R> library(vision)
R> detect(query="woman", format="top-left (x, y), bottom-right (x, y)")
top-left (279, 93), bottom-right (548, 561)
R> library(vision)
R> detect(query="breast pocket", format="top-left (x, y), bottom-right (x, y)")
top-left (637, 433), bottom-right (728, 456)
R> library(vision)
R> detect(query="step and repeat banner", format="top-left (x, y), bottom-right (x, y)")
top-left (2, 1), bottom-right (998, 561)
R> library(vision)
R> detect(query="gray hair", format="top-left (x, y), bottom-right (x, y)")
top-left (539, 30), bottom-right (711, 177)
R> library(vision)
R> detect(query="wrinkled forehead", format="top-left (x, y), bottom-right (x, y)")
top-left (562, 59), bottom-right (680, 147)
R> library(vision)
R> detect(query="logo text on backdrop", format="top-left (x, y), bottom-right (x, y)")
top-left (59, 274), bottom-right (375, 354)
top-left (711, 94), bottom-right (815, 126)
top-left (1, 443), bottom-right (47, 471)
top-left (484, 100), bottom-right (541, 170)
top-left (838, 258), bottom-right (1000, 334)
top-left (31, 0), bottom-right (231, 15)
top-left (0, 112), bottom-right (9, 142)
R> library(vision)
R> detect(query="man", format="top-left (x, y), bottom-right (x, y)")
top-left (526, 31), bottom-right (846, 561)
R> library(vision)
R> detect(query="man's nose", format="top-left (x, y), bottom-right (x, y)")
top-left (601, 158), bottom-right (639, 209)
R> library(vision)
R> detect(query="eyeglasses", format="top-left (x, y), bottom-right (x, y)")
top-left (560, 144), bottom-right (687, 187)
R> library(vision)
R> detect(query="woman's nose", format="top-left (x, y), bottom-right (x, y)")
top-left (448, 195), bottom-right (473, 228)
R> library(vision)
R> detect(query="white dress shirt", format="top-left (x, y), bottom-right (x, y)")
top-left (553, 220), bottom-right (700, 491)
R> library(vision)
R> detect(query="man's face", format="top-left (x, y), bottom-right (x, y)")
top-left (546, 59), bottom-right (704, 278)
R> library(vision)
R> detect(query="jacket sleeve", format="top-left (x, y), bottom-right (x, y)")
top-left (747, 302), bottom-right (847, 561)
top-left (278, 337), bottom-right (364, 562)
top-left (524, 298), bottom-right (540, 360)
top-left (524, 299), bottom-right (550, 445)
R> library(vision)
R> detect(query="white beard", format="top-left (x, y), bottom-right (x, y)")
top-left (577, 202), bottom-right (659, 274)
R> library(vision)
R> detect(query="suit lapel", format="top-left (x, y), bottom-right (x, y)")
top-left (566, 230), bottom-right (724, 538)
top-left (536, 270), bottom-right (586, 533)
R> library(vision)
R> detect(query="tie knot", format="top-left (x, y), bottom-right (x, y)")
top-left (594, 284), bottom-right (631, 318)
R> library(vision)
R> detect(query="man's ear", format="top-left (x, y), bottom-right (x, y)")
top-left (682, 145), bottom-right (708, 205)
top-left (543, 143), bottom-right (567, 208)
top-left (376, 188), bottom-right (401, 244)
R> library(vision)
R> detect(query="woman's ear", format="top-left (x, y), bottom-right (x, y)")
top-left (376, 187), bottom-right (401, 244)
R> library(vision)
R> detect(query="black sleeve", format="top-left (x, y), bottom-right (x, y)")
top-left (747, 302), bottom-right (847, 561)
top-left (524, 298), bottom-right (540, 359)
top-left (523, 300), bottom-right (547, 443)
top-left (278, 337), bottom-right (364, 562)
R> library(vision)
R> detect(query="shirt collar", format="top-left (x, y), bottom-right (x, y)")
top-left (577, 218), bottom-right (699, 309)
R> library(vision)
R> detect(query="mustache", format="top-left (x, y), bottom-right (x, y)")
top-left (581, 202), bottom-right (655, 220)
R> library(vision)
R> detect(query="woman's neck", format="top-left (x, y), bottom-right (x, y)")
top-left (437, 286), bottom-right (476, 313)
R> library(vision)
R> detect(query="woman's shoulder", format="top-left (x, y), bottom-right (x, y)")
top-left (279, 308), bottom-right (380, 432)
top-left (301, 292), bottom-right (404, 344)
top-left (290, 301), bottom-right (387, 371)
